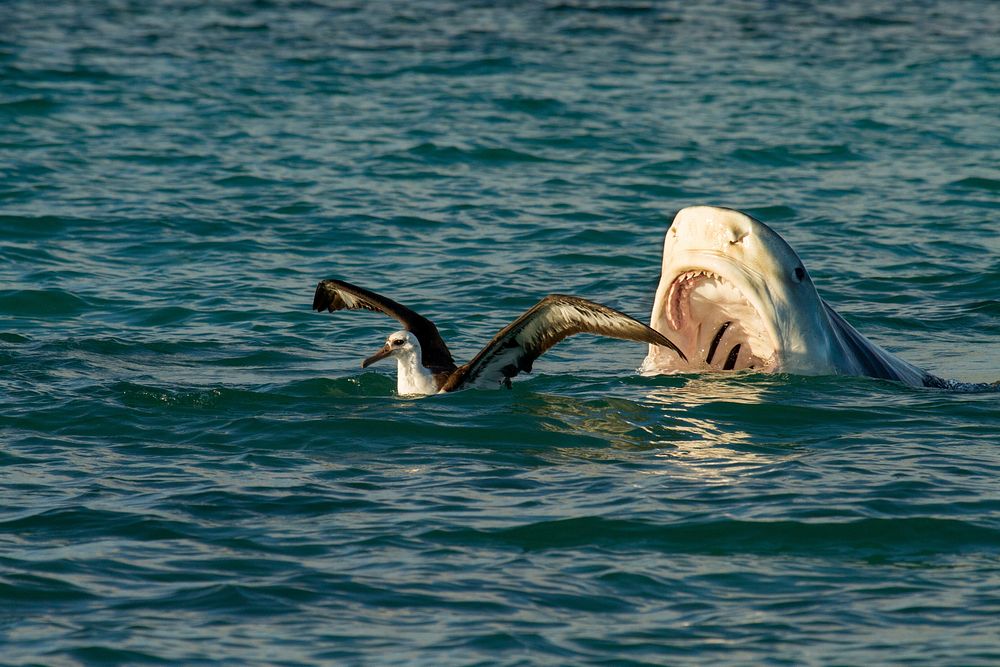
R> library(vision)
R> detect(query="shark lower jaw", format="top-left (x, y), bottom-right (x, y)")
top-left (655, 269), bottom-right (779, 372)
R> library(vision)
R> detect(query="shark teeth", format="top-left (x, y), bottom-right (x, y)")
top-left (667, 270), bottom-right (723, 330)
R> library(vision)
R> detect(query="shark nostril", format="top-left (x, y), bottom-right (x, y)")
top-left (725, 221), bottom-right (751, 245)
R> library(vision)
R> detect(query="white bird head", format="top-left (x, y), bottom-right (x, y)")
top-left (362, 330), bottom-right (420, 368)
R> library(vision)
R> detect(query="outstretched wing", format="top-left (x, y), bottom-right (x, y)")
top-left (312, 279), bottom-right (456, 371)
top-left (442, 294), bottom-right (686, 391)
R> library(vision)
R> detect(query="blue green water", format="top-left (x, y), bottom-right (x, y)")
top-left (2, 1), bottom-right (1000, 664)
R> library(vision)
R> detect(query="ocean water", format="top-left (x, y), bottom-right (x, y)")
top-left (2, 0), bottom-right (999, 664)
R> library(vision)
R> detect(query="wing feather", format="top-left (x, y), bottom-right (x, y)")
top-left (312, 279), bottom-right (456, 372)
top-left (442, 295), bottom-right (686, 391)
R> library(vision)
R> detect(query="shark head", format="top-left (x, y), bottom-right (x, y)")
top-left (641, 205), bottom-right (939, 387)
top-left (642, 205), bottom-right (871, 377)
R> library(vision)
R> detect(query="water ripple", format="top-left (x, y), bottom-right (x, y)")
top-left (2, 0), bottom-right (999, 665)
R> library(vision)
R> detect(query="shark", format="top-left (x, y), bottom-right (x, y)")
top-left (640, 205), bottom-right (967, 389)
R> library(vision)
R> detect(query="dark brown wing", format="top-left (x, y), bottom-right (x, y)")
top-left (440, 294), bottom-right (686, 391)
top-left (312, 279), bottom-right (456, 372)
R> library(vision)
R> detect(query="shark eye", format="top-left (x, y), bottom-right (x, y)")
top-left (793, 266), bottom-right (806, 282)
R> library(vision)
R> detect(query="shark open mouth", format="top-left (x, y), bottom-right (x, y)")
top-left (664, 270), bottom-right (778, 371)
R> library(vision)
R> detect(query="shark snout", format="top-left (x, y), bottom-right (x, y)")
top-left (670, 206), bottom-right (754, 251)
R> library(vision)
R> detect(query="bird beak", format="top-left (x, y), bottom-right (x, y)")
top-left (362, 345), bottom-right (393, 368)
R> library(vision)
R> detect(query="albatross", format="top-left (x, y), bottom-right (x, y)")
top-left (312, 279), bottom-right (686, 395)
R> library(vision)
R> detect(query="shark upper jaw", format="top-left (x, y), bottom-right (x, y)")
top-left (648, 257), bottom-right (782, 373)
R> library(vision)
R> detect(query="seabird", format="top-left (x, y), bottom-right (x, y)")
top-left (312, 279), bottom-right (687, 395)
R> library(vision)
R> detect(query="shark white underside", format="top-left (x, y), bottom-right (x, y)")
top-left (640, 206), bottom-right (955, 389)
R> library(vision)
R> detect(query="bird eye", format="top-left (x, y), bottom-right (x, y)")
top-left (392, 339), bottom-right (404, 346)
top-left (793, 266), bottom-right (806, 282)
